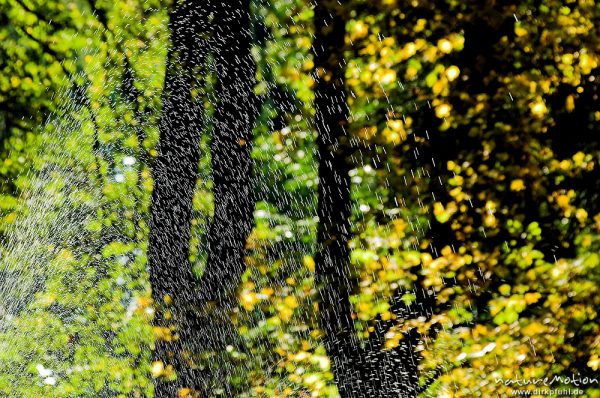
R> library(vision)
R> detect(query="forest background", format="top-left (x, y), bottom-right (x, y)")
top-left (0, 0), bottom-right (598, 397)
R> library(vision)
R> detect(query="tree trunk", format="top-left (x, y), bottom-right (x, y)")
top-left (312, 3), bottom-right (423, 397)
top-left (147, 1), bottom-right (213, 396)
top-left (193, 0), bottom-right (258, 394)
top-left (312, 1), bottom-right (359, 396)
top-left (148, 0), bottom-right (257, 396)
top-left (199, 0), bottom-right (256, 306)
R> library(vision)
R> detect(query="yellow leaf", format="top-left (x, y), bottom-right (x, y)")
top-left (437, 39), bottom-right (453, 53)
top-left (556, 194), bottom-right (570, 209)
top-left (530, 99), bottom-right (547, 118)
top-left (351, 21), bottom-right (368, 40)
top-left (594, 213), bottom-right (600, 230)
top-left (572, 151), bottom-right (585, 166)
top-left (524, 292), bottom-right (541, 304)
top-left (445, 65), bottom-right (460, 81)
top-left (151, 361), bottom-right (164, 378)
top-left (435, 104), bottom-right (451, 118)
top-left (566, 95), bottom-right (575, 112)
top-left (178, 388), bottom-right (196, 398)
top-left (575, 208), bottom-right (588, 222)
top-left (284, 295), bottom-right (299, 309)
top-left (515, 26), bottom-right (527, 37)
top-left (510, 179), bottom-right (525, 191)
top-left (240, 290), bottom-right (259, 311)
top-left (588, 355), bottom-right (600, 371)
top-left (303, 255), bottom-right (315, 272)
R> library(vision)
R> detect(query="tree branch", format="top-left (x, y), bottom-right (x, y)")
top-left (417, 364), bottom-right (444, 394)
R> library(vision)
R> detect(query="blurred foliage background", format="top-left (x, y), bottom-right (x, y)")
top-left (0, 0), bottom-right (598, 397)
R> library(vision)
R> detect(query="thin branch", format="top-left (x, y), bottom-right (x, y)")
top-left (417, 365), bottom-right (444, 394)
top-left (16, 25), bottom-right (71, 78)
top-left (11, 0), bottom-right (47, 24)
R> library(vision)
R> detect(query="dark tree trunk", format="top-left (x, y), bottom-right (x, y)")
top-left (200, 0), bottom-right (256, 306)
top-left (147, 2), bottom-right (214, 396)
top-left (148, 0), bottom-right (256, 396)
top-left (312, 3), bottom-right (423, 397)
top-left (193, 0), bottom-right (258, 394)
top-left (311, 1), bottom-right (359, 396)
